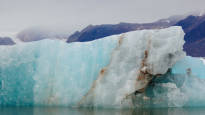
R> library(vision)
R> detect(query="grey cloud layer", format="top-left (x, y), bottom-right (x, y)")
top-left (0, 0), bottom-right (205, 32)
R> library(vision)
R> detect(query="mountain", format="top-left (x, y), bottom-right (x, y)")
top-left (67, 15), bottom-right (185, 43)
top-left (17, 27), bottom-right (67, 42)
top-left (2, 13), bottom-right (205, 57)
top-left (0, 37), bottom-right (15, 45)
top-left (175, 14), bottom-right (205, 57)
top-left (67, 14), bottom-right (205, 57)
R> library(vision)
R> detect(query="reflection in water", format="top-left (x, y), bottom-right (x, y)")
top-left (0, 107), bottom-right (205, 115)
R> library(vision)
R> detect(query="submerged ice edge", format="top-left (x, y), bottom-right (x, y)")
top-left (2, 26), bottom-right (205, 108)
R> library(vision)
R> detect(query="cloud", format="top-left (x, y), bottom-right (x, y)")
top-left (0, 0), bottom-right (205, 33)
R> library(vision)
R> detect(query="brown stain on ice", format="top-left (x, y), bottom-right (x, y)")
top-left (78, 34), bottom-right (125, 106)
top-left (121, 39), bottom-right (154, 105)
top-left (78, 67), bottom-right (107, 106)
top-left (137, 40), bottom-right (151, 82)
top-left (100, 68), bottom-right (106, 75)
top-left (118, 35), bottom-right (123, 45)
top-left (135, 39), bottom-right (162, 91)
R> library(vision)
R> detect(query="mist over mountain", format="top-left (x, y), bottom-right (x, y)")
top-left (17, 27), bottom-right (68, 42)
top-left (1, 13), bottom-right (205, 57)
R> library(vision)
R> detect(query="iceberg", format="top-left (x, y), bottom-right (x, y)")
top-left (0, 26), bottom-right (204, 108)
top-left (172, 56), bottom-right (205, 79)
top-left (147, 56), bottom-right (205, 107)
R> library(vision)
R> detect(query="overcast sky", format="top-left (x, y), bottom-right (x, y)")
top-left (0, 0), bottom-right (205, 33)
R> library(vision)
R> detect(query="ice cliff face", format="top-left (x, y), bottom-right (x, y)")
top-left (1, 26), bottom-right (204, 108)
top-left (79, 26), bottom-right (185, 108)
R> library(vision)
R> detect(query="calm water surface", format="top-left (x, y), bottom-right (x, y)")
top-left (0, 107), bottom-right (205, 115)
